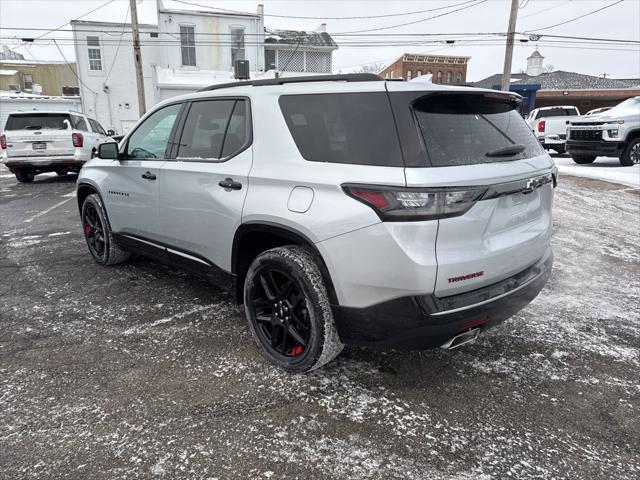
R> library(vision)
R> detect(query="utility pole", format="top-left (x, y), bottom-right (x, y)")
top-left (501, 0), bottom-right (519, 91)
top-left (130, 0), bottom-right (146, 115)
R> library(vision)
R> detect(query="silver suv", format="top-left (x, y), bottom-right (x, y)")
top-left (77, 74), bottom-right (556, 372)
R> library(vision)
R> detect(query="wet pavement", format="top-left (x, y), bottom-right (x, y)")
top-left (1, 168), bottom-right (639, 479)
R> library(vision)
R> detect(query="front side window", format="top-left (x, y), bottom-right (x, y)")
top-left (126, 103), bottom-right (181, 159)
top-left (71, 115), bottom-right (88, 131)
top-left (88, 118), bottom-right (106, 135)
top-left (180, 26), bottom-right (196, 66)
top-left (279, 93), bottom-right (403, 167)
top-left (231, 28), bottom-right (245, 67)
top-left (412, 93), bottom-right (544, 167)
top-left (87, 36), bottom-right (102, 71)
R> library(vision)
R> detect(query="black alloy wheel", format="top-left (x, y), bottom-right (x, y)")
top-left (83, 202), bottom-right (106, 260)
top-left (247, 265), bottom-right (312, 361)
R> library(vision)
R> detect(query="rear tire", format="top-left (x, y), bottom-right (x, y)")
top-left (571, 155), bottom-right (596, 164)
top-left (15, 170), bottom-right (34, 183)
top-left (619, 138), bottom-right (640, 167)
top-left (244, 246), bottom-right (343, 372)
top-left (81, 193), bottom-right (130, 265)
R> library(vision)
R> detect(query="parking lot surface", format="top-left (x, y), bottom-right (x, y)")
top-left (1, 168), bottom-right (639, 479)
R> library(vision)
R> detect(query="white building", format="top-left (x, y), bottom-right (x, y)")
top-left (71, 1), bottom-right (338, 134)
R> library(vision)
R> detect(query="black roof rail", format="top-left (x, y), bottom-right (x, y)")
top-left (198, 73), bottom-right (382, 92)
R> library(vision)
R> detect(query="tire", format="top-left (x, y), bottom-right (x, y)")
top-left (244, 246), bottom-right (343, 373)
top-left (553, 146), bottom-right (565, 155)
top-left (81, 193), bottom-right (130, 265)
top-left (619, 137), bottom-right (640, 167)
top-left (571, 155), bottom-right (597, 164)
top-left (14, 169), bottom-right (34, 183)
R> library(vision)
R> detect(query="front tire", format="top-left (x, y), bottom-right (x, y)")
top-left (571, 155), bottom-right (596, 164)
top-left (620, 138), bottom-right (640, 167)
top-left (244, 246), bottom-right (343, 372)
top-left (15, 169), bottom-right (34, 183)
top-left (81, 194), bottom-right (130, 265)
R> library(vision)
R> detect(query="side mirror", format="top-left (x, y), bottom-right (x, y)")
top-left (107, 129), bottom-right (116, 136)
top-left (98, 142), bottom-right (119, 160)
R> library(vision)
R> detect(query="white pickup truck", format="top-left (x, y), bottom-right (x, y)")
top-left (566, 96), bottom-right (640, 166)
top-left (0, 110), bottom-right (113, 183)
top-left (526, 105), bottom-right (581, 155)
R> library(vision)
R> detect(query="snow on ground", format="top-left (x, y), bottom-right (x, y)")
top-left (554, 156), bottom-right (640, 188)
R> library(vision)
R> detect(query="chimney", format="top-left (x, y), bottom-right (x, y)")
top-left (526, 50), bottom-right (544, 76)
top-left (317, 23), bottom-right (327, 33)
top-left (257, 4), bottom-right (264, 17)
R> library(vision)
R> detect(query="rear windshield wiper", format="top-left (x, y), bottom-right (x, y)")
top-left (485, 144), bottom-right (526, 157)
top-left (24, 125), bottom-right (43, 130)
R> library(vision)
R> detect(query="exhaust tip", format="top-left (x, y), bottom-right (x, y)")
top-left (441, 328), bottom-right (480, 350)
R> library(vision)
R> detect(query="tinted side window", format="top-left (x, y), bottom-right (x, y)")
top-left (177, 100), bottom-right (235, 160)
top-left (5, 114), bottom-right (70, 130)
top-left (71, 115), bottom-right (88, 131)
top-left (279, 93), bottom-right (403, 167)
top-left (88, 118), bottom-right (106, 135)
top-left (126, 103), bottom-right (181, 159)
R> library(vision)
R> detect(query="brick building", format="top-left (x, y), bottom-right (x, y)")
top-left (378, 53), bottom-right (470, 84)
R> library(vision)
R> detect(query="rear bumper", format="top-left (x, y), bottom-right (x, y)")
top-left (332, 249), bottom-right (553, 350)
top-left (3, 155), bottom-right (86, 172)
top-left (566, 139), bottom-right (624, 157)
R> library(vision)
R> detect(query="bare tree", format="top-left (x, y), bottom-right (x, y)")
top-left (354, 62), bottom-right (387, 75)
top-left (543, 64), bottom-right (555, 73)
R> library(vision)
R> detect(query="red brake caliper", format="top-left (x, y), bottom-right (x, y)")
top-left (84, 224), bottom-right (91, 234)
top-left (291, 345), bottom-right (304, 357)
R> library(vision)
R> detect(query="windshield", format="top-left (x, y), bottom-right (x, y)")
top-left (411, 93), bottom-right (544, 167)
top-left (5, 113), bottom-right (71, 131)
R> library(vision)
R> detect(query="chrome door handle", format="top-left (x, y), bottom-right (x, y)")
top-left (141, 171), bottom-right (156, 180)
top-left (218, 178), bottom-right (242, 190)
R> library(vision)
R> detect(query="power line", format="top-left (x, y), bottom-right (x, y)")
top-left (52, 39), bottom-right (98, 95)
top-left (36, 0), bottom-right (117, 39)
top-left (172, 0), bottom-right (481, 20)
top-left (525, 0), bottom-right (626, 32)
top-left (104, 4), bottom-right (130, 83)
top-left (334, 0), bottom-right (489, 35)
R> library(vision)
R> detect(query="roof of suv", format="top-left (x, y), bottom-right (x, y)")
top-left (156, 74), bottom-right (511, 110)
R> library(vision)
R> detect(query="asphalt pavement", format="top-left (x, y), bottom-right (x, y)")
top-left (1, 168), bottom-right (639, 479)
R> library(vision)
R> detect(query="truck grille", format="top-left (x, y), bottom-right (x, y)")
top-left (570, 130), bottom-right (602, 141)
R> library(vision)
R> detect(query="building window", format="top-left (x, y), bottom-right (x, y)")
top-left (180, 25), bottom-right (196, 66)
top-left (437, 71), bottom-right (442, 83)
top-left (87, 36), bottom-right (102, 71)
top-left (231, 27), bottom-right (245, 67)
top-left (446, 72), bottom-right (452, 83)
top-left (407, 70), bottom-right (412, 80)
top-left (265, 49), bottom-right (276, 71)
top-left (417, 70), bottom-right (422, 76)
top-left (456, 72), bottom-right (462, 83)
top-left (22, 73), bottom-right (33, 90)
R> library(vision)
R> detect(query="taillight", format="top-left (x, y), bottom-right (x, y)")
top-left (0, 134), bottom-right (6, 149)
top-left (72, 132), bottom-right (83, 148)
top-left (343, 185), bottom-right (486, 222)
top-left (537, 120), bottom-right (545, 133)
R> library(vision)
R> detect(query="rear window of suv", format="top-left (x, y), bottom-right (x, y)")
top-left (279, 93), bottom-right (403, 167)
top-left (536, 107), bottom-right (579, 118)
top-left (5, 113), bottom-right (71, 130)
top-left (410, 93), bottom-right (544, 167)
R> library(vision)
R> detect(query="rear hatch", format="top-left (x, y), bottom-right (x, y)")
top-left (387, 85), bottom-right (555, 297)
top-left (4, 113), bottom-right (75, 158)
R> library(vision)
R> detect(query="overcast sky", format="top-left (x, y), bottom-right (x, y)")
top-left (1, 0), bottom-right (638, 81)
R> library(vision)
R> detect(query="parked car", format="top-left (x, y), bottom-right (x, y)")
top-left (76, 74), bottom-right (556, 372)
top-left (526, 105), bottom-right (581, 154)
top-left (566, 96), bottom-right (640, 166)
top-left (584, 107), bottom-right (612, 117)
top-left (0, 110), bottom-right (114, 183)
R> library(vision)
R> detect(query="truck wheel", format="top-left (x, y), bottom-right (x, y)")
top-left (244, 246), bottom-right (343, 373)
top-left (571, 155), bottom-right (597, 164)
top-left (81, 194), bottom-right (130, 265)
top-left (553, 146), bottom-right (565, 155)
top-left (620, 138), bottom-right (640, 167)
top-left (15, 170), bottom-right (35, 183)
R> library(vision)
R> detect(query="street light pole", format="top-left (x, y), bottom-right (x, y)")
top-left (501, 0), bottom-right (519, 92)
top-left (130, 0), bottom-right (146, 116)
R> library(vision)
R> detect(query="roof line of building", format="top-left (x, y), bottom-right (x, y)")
top-left (158, 7), bottom-right (260, 19)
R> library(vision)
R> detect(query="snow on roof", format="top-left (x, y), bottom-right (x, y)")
top-left (264, 29), bottom-right (337, 48)
top-left (0, 90), bottom-right (80, 100)
top-left (0, 69), bottom-right (18, 76)
top-left (473, 70), bottom-right (639, 90)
